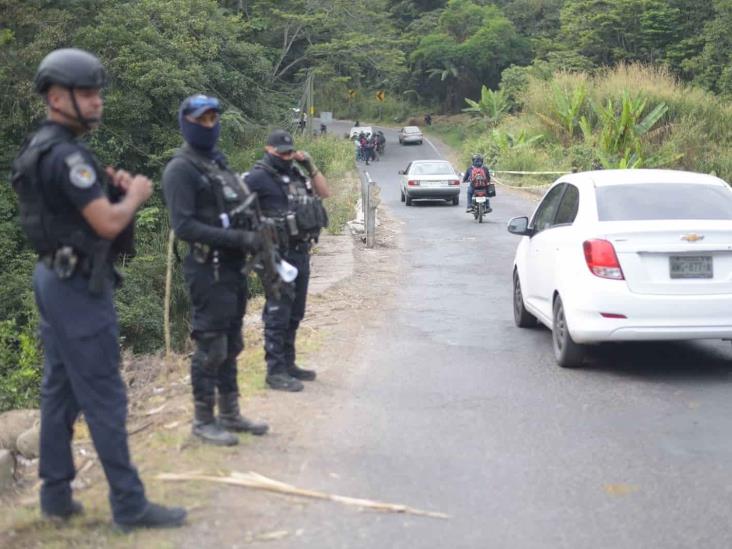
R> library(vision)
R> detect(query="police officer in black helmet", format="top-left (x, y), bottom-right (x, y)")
top-left (11, 48), bottom-right (185, 530)
top-left (162, 95), bottom-right (269, 445)
top-left (245, 130), bottom-right (331, 392)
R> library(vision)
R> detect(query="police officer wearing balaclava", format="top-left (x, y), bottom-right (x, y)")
top-left (162, 95), bottom-right (269, 446)
top-left (11, 48), bottom-right (186, 530)
top-left (245, 130), bottom-right (331, 392)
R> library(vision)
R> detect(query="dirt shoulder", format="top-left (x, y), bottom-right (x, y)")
top-left (0, 198), bottom-right (403, 547)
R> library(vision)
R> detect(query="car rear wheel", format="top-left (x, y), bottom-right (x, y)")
top-left (513, 271), bottom-right (537, 328)
top-left (405, 193), bottom-right (413, 206)
top-left (418, 140), bottom-right (423, 145)
top-left (552, 295), bottom-right (586, 368)
top-left (452, 196), bottom-right (459, 206)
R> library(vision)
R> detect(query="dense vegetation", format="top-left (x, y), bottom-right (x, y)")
top-left (1, 0), bottom-right (730, 409)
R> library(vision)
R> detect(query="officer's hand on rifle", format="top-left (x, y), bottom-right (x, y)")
top-left (238, 230), bottom-right (262, 253)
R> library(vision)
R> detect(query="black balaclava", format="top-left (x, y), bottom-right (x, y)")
top-left (266, 152), bottom-right (293, 173)
top-left (179, 112), bottom-right (221, 156)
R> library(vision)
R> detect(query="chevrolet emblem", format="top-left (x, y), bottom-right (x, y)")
top-left (681, 233), bottom-right (704, 242)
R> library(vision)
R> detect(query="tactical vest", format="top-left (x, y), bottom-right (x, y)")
top-left (174, 146), bottom-right (256, 261)
top-left (252, 161), bottom-right (328, 245)
top-left (11, 124), bottom-right (102, 257)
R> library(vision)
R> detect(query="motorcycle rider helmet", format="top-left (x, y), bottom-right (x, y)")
top-left (472, 154), bottom-right (484, 168)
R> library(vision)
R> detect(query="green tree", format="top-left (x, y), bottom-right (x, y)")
top-left (688, 0), bottom-right (732, 96)
top-left (411, 0), bottom-right (530, 111)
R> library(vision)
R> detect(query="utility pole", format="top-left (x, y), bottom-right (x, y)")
top-left (306, 70), bottom-right (314, 136)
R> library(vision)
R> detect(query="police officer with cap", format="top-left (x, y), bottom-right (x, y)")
top-left (11, 48), bottom-right (186, 530)
top-left (163, 95), bottom-right (269, 446)
top-left (245, 130), bottom-right (331, 392)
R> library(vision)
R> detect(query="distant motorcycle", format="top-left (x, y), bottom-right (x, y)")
top-left (469, 176), bottom-right (495, 223)
top-left (375, 131), bottom-right (386, 155)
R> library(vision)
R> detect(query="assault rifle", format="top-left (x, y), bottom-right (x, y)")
top-left (228, 193), bottom-right (292, 301)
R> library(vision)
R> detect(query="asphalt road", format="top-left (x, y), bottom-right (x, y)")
top-left (274, 122), bottom-right (732, 549)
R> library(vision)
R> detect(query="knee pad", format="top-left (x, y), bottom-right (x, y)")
top-left (196, 332), bottom-right (228, 372)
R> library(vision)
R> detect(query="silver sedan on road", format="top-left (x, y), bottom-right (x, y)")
top-left (399, 159), bottom-right (461, 206)
top-left (398, 126), bottom-right (423, 145)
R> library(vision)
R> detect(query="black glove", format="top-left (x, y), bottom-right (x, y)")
top-left (299, 152), bottom-right (318, 177)
top-left (239, 230), bottom-right (262, 252)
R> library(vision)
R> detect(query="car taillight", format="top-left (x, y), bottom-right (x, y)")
top-left (407, 180), bottom-right (419, 186)
top-left (583, 239), bottom-right (624, 280)
top-left (449, 180), bottom-right (460, 186)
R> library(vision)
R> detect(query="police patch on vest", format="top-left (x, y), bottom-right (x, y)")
top-left (68, 163), bottom-right (96, 189)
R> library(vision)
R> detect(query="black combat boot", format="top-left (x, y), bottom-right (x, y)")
top-left (265, 373), bottom-right (304, 392)
top-left (192, 397), bottom-right (238, 446)
top-left (217, 393), bottom-right (269, 435)
top-left (42, 500), bottom-right (84, 522)
top-left (115, 502), bottom-right (187, 532)
top-left (287, 363), bottom-right (316, 381)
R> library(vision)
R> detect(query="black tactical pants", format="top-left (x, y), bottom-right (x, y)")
top-left (183, 256), bottom-right (247, 400)
top-left (263, 248), bottom-right (310, 375)
top-left (32, 263), bottom-right (147, 523)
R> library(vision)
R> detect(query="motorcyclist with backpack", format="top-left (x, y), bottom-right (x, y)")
top-left (463, 154), bottom-right (492, 213)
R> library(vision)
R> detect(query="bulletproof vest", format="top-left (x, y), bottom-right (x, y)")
top-left (253, 161), bottom-right (328, 242)
top-left (174, 146), bottom-right (254, 231)
top-left (11, 124), bottom-right (102, 256)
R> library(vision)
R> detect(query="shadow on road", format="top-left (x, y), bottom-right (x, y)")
top-left (528, 326), bottom-right (732, 382)
top-left (410, 200), bottom-right (457, 207)
top-left (587, 340), bottom-right (732, 382)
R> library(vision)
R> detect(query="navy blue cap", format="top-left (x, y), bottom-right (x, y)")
top-left (267, 129), bottom-right (295, 153)
top-left (180, 94), bottom-right (221, 118)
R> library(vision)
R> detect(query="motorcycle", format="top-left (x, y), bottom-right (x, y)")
top-left (470, 182), bottom-right (495, 223)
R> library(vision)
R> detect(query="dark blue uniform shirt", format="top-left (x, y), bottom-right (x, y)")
top-left (245, 154), bottom-right (303, 215)
top-left (39, 122), bottom-right (104, 215)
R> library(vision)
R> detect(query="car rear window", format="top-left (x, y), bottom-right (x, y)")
top-left (411, 163), bottom-right (452, 175)
top-left (596, 183), bottom-right (732, 221)
top-left (405, 127), bottom-right (420, 133)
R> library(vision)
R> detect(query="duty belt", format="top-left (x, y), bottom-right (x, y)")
top-left (40, 246), bottom-right (120, 295)
top-left (40, 246), bottom-right (92, 279)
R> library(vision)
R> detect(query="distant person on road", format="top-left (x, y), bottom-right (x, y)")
top-left (358, 132), bottom-right (369, 163)
top-left (463, 154), bottom-right (492, 213)
top-left (424, 113), bottom-right (432, 126)
top-left (375, 130), bottom-right (386, 155)
top-left (244, 130), bottom-right (331, 392)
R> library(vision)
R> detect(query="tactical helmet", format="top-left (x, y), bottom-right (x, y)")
top-left (34, 48), bottom-right (107, 94)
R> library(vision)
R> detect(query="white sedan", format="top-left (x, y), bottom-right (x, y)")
top-left (399, 160), bottom-right (461, 206)
top-left (508, 169), bottom-right (732, 368)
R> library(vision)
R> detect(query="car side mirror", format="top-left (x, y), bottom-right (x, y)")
top-left (507, 216), bottom-right (532, 236)
top-left (398, 170), bottom-right (405, 175)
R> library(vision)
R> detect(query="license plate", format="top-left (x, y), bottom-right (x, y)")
top-left (474, 197), bottom-right (486, 203)
top-left (422, 181), bottom-right (444, 187)
top-left (669, 255), bottom-right (713, 279)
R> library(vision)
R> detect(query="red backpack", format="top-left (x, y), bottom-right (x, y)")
top-left (469, 166), bottom-right (488, 187)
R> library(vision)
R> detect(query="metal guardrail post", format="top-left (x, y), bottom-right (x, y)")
top-left (362, 171), bottom-right (379, 249)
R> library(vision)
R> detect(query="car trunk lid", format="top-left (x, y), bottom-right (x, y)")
top-left (601, 220), bottom-right (732, 295)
